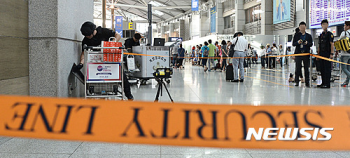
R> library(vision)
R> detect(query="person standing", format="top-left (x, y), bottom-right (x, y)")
top-left (270, 44), bottom-right (278, 69)
top-left (252, 47), bottom-right (258, 64)
top-left (278, 44), bottom-right (284, 68)
top-left (221, 40), bottom-right (229, 71)
top-left (260, 46), bottom-right (267, 69)
top-left (200, 44), bottom-right (203, 67)
top-left (172, 41), bottom-right (180, 67)
top-left (231, 32), bottom-right (248, 82)
top-left (246, 44), bottom-right (253, 68)
top-left (292, 21), bottom-right (313, 87)
top-left (202, 42), bottom-right (210, 72)
top-left (339, 21), bottom-right (350, 87)
top-left (177, 44), bottom-right (185, 69)
top-left (208, 39), bottom-right (217, 71)
top-left (265, 44), bottom-right (272, 68)
top-left (317, 19), bottom-right (334, 88)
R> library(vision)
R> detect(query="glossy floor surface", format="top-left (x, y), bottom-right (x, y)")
top-left (1, 62), bottom-right (350, 158)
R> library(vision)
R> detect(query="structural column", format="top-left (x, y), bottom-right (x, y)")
top-left (169, 23), bottom-right (175, 37)
top-left (179, 20), bottom-right (185, 40)
top-left (261, 0), bottom-right (273, 35)
top-left (235, 0), bottom-right (245, 32)
top-left (161, 26), bottom-right (166, 38)
top-left (29, 0), bottom-right (93, 97)
top-left (200, 12), bottom-right (210, 37)
top-left (216, 2), bottom-right (224, 34)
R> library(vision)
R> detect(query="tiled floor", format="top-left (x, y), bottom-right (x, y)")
top-left (1, 62), bottom-right (350, 158)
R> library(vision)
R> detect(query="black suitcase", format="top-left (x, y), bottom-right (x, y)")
top-left (226, 64), bottom-right (234, 81)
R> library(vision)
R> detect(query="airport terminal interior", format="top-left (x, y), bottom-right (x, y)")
top-left (1, 0), bottom-right (350, 157)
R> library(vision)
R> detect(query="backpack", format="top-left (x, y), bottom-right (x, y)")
top-left (229, 37), bottom-right (239, 57)
top-left (335, 30), bottom-right (350, 53)
top-left (203, 47), bottom-right (209, 56)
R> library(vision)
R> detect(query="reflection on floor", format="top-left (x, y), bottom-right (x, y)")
top-left (1, 63), bottom-right (349, 158)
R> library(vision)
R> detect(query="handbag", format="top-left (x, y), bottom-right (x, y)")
top-left (127, 55), bottom-right (136, 71)
top-left (335, 31), bottom-right (350, 53)
top-left (229, 37), bottom-right (239, 57)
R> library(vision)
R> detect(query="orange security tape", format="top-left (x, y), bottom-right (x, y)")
top-left (0, 95), bottom-right (350, 150)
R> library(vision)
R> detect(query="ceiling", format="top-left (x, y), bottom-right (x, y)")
top-left (93, 0), bottom-right (193, 23)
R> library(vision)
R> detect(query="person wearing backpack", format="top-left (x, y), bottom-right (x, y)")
top-left (202, 42), bottom-right (210, 72)
top-left (340, 21), bottom-right (350, 87)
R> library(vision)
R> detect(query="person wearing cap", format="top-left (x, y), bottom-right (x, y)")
top-left (292, 21), bottom-right (313, 87)
top-left (317, 19), bottom-right (334, 89)
top-left (340, 21), bottom-right (350, 87)
top-left (76, 21), bottom-right (134, 100)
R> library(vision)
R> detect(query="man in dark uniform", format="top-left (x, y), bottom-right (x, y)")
top-left (317, 19), bottom-right (334, 88)
top-left (74, 21), bottom-right (134, 100)
top-left (292, 21), bottom-right (313, 87)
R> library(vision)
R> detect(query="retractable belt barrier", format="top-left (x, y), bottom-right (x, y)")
top-left (125, 52), bottom-right (350, 66)
top-left (1, 95), bottom-right (350, 150)
top-left (124, 52), bottom-right (311, 60)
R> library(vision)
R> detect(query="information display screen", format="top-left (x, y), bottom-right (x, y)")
top-left (309, 0), bottom-right (350, 29)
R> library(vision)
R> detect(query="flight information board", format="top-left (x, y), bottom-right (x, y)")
top-left (309, 0), bottom-right (350, 29)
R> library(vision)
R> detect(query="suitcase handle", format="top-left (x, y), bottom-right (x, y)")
top-left (109, 37), bottom-right (116, 42)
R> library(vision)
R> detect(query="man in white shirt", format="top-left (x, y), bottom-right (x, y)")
top-left (340, 21), bottom-right (350, 87)
top-left (231, 32), bottom-right (248, 82)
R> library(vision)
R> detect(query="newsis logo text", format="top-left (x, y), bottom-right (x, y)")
top-left (245, 128), bottom-right (333, 141)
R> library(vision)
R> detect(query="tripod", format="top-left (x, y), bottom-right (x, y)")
top-left (154, 77), bottom-right (174, 103)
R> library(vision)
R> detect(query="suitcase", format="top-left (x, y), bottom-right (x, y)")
top-left (226, 64), bottom-right (234, 81)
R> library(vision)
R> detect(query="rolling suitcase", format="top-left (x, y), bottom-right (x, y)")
top-left (226, 64), bottom-right (234, 81)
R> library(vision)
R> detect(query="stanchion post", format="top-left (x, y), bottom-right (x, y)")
top-left (340, 55), bottom-right (342, 87)
top-left (309, 53), bottom-right (312, 87)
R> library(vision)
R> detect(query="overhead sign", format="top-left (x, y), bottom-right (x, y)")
top-left (191, 0), bottom-right (199, 11)
top-left (309, 0), bottom-right (350, 29)
top-left (273, 0), bottom-right (291, 24)
top-left (115, 16), bottom-right (123, 37)
top-left (210, 6), bottom-right (216, 33)
top-left (128, 22), bottom-right (133, 30)
top-left (2, 95), bottom-right (350, 150)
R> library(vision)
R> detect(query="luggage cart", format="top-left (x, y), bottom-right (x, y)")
top-left (83, 45), bottom-right (125, 100)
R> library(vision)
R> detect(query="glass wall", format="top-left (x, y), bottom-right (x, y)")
top-left (245, 5), bottom-right (262, 24)
top-left (224, 15), bottom-right (235, 29)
